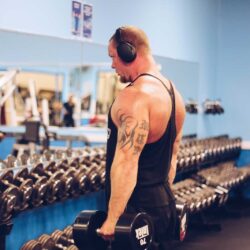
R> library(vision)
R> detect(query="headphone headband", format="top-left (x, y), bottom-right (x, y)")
top-left (115, 28), bottom-right (122, 43)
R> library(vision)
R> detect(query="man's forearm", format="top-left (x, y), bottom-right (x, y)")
top-left (107, 162), bottom-right (137, 223)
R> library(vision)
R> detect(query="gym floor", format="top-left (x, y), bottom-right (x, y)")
top-left (175, 198), bottom-right (250, 250)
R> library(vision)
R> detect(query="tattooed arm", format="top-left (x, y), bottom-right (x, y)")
top-left (99, 94), bottom-right (149, 238)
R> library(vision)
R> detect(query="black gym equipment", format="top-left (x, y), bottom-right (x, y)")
top-left (73, 210), bottom-right (154, 250)
top-left (15, 167), bottom-right (48, 207)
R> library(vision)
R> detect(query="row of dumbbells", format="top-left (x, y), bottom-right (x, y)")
top-left (0, 146), bottom-right (106, 170)
top-left (0, 147), bottom-right (106, 222)
top-left (172, 178), bottom-right (228, 214)
top-left (203, 99), bottom-right (224, 115)
top-left (194, 161), bottom-right (248, 189)
top-left (177, 136), bottom-right (242, 171)
top-left (173, 161), bottom-right (250, 214)
top-left (21, 225), bottom-right (77, 250)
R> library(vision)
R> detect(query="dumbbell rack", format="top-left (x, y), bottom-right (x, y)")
top-left (0, 146), bottom-right (108, 250)
top-left (0, 136), bottom-right (246, 249)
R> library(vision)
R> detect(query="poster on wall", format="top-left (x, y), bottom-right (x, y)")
top-left (82, 4), bottom-right (93, 39)
top-left (71, 1), bottom-right (82, 36)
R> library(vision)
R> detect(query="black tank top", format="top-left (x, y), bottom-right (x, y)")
top-left (105, 73), bottom-right (177, 207)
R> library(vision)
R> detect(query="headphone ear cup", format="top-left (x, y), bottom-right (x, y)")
top-left (117, 42), bottom-right (137, 63)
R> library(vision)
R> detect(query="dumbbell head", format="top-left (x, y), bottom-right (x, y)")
top-left (73, 210), bottom-right (109, 250)
top-left (37, 234), bottom-right (55, 249)
top-left (16, 167), bottom-right (47, 206)
top-left (19, 153), bottom-right (29, 165)
top-left (63, 225), bottom-right (73, 239)
top-left (0, 170), bottom-right (22, 211)
top-left (13, 177), bottom-right (33, 210)
top-left (1, 169), bottom-right (14, 182)
top-left (21, 240), bottom-right (42, 250)
top-left (115, 212), bottom-right (154, 250)
top-left (31, 164), bottom-right (45, 176)
top-left (51, 229), bottom-right (72, 247)
top-left (28, 153), bottom-right (42, 165)
top-left (0, 189), bottom-right (17, 221)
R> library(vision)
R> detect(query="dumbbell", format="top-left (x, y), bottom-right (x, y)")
top-left (21, 240), bottom-right (42, 250)
top-left (73, 210), bottom-right (154, 250)
top-left (38, 232), bottom-right (74, 250)
top-left (76, 163), bottom-right (102, 191)
top-left (177, 187), bottom-right (205, 209)
top-left (195, 184), bottom-right (217, 207)
top-left (55, 160), bottom-right (92, 196)
top-left (55, 160), bottom-right (92, 195)
top-left (63, 225), bottom-right (73, 239)
top-left (181, 182), bottom-right (210, 208)
top-left (45, 161), bottom-right (77, 197)
top-left (80, 146), bottom-right (106, 164)
top-left (93, 146), bottom-right (107, 161)
top-left (0, 170), bottom-right (22, 211)
top-left (31, 163), bottom-right (66, 203)
top-left (36, 234), bottom-right (56, 250)
top-left (192, 173), bottom-right (229, 207)
top-left (51, 229), bottom-right (75, 247)
top-left (28, 153), bottom-right (42, 165)
top-left (7, 169), bottom-right (33, 211)
top-left (0, 186), bottom-right (17, 221)
top-left (214, 185), bottom-right (229, 206)
top-left (175, 192), bottom-right (200, 213)
top-left (15, 167), bottom-right (48, 207)
top-left (19, 153), bottom-right (29, 166)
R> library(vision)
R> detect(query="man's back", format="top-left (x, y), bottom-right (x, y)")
top-left (111, 73), bottom-right (185, 145)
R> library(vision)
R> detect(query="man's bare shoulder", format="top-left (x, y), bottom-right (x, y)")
top-left (116, 86), bottom-right (149, 108)
top-left (111, 87), bottom-right (149, 126)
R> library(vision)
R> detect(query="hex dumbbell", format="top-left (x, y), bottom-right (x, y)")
top-left (73, 210), bottom-right (154, 250)
top-left (16, 167), bottom-right (48, 207)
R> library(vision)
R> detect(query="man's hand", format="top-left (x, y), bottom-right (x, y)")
top-left (97, 218), bottom-right (117, 241)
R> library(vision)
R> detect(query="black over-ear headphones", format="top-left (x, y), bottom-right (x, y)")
top-left (114, 28), bottom-right (137, 63)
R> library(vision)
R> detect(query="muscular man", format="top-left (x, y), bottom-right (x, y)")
top-left (99, 26), bottom-right (186, 249)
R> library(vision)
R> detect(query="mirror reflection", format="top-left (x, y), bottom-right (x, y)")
top-left (0, 35), bottom-right (199, 136)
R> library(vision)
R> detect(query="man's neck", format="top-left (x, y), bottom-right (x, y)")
top-left (130, 55), bottom-right (158, 81)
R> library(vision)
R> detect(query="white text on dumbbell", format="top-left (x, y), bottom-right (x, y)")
top-left (135, 225), bottom-right (149, 245)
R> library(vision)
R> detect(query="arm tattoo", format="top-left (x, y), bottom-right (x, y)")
top-left (117, 110), bottom-right (149, 155)
top-left (118, 112), bottom-right (138, 149)
top-left (139, 120), bottom-right (149, 131)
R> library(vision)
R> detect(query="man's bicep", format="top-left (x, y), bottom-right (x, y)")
top-left (115, 108), bottom-right (149, 158)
